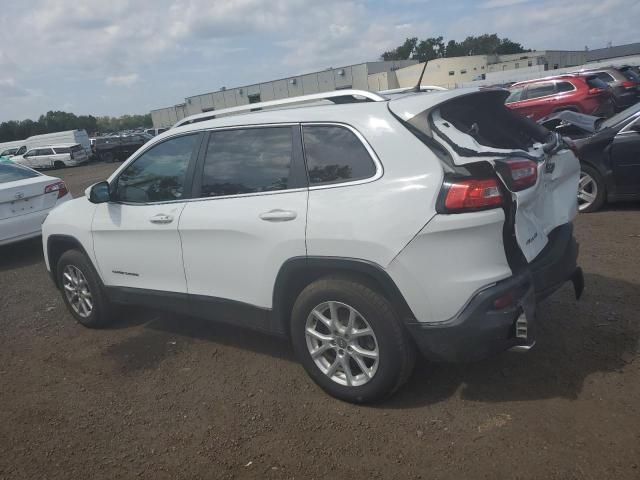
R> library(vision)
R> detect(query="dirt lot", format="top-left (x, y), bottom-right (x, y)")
top-left (1, 162), bottom-right (639, 479)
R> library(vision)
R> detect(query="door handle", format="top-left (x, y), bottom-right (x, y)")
top-left (259, 209), bottom-right (297, 222)
top-left (149, 213), bottom-right (174, 224)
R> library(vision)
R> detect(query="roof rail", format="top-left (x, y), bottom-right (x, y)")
top-left (379, 85), bottom-right (448, 95)
top-left (173, 89), bottom-right (387, 128)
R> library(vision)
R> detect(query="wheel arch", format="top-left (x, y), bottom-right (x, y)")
top-left (47, 234), bottom-right (93, 289)
top-left (271, 257), bottom-right (416, 336)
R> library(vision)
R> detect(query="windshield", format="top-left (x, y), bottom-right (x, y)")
top-left (599, 102), bottom-right (640, 130)
top-left (0, 163), bottom-right (40, 183)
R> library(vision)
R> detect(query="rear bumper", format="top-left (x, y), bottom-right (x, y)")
top-left (405, 223), bottom-right (582, 362)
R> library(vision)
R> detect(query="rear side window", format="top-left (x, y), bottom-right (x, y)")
top-left (302, 125), bottom-right (376, 186)
top-left (37, 148), bottom-right (54, 155)
top-left (585, 76), bottom-right (609, 90)
top-left (0, 163), bottom-right (39, 183)
top-left (525, 82), bottom-right (555, 99)
top-left (116, 134), bottom-right (198, 203)
top-left (200, 127), bottom-right (293, 197)
top-left (595, 72), bottom-right (615, 83)
top-left (556, 81), bottom-right (575, 93)
top-left (54, 147), bottom-right (71, 154)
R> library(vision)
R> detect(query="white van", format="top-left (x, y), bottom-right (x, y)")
top-left (26, 130), bottom-right (91, 156)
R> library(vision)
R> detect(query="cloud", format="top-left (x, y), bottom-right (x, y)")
top-left (480, 0), bottom-right (530, 8)
top-left (105, 74), bottom-right (139, 87)
top-left (0, 78), bottom-right (31, 98)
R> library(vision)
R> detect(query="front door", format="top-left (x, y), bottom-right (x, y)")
top-left (610, 121), bottom-right (640, 192)
top-left (179, 125), bottom-right (308, 312)
top-left (92, 133), bottom-right (201, 293)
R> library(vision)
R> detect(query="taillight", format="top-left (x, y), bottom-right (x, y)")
top-left (440, 178), bottom-right (503, 213)
top-left (622, 80), bottom-right (638, 89)
top-left (44, 181), bottom-right (68, 199)
top-left (495, 158), bottom-right (538, 192)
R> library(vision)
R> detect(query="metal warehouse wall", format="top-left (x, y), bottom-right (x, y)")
top-left (151, 60), bottom-right (417, 128)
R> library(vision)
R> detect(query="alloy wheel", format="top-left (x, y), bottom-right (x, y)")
top-left (305, 301), bottom-right (379, 387)
top-left (62, 265), bottom-right (93, 318)
top-left (578, 171), bottom-right (597, 212)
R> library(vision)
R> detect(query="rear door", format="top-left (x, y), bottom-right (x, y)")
top-left (521, 82), bottom-right (558, 120)
top-left (35, 148), bottom-right (55, 168)
top-left (178, 125), bottom-right (308, 312)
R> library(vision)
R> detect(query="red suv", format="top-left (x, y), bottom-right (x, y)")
top-left (505, 75), bottom-right (615, 121)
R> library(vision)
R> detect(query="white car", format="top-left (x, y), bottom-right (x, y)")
top-left (13, 143), bottom-right (89, 169)
top-left (0, 162), bottom-right (71, 246)
top-left (42, 88), bottom-right (583, 402)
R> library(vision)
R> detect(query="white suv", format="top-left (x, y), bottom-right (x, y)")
top-left (14, 144), bottom-right (88, 169)
top-left (42, 88), bottom-right (583, 403)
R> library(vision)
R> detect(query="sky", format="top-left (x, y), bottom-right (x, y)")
top-left (0, 0), bottom-right (638, 122)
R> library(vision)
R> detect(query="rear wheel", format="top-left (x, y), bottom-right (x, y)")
top-left (53, 160), bottom-right (65, 169)
top-left (291, 276), bottom-right (416, 403)
top-left (57, 250), bottom-right (115, 328)
top-left (578, 164), bottom-right (606, 213)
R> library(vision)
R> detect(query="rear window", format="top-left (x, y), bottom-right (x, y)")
top-left (0, 163), bottom-right (39, 183)
top-left (585, 76), bottom-right (609, 90)
top-left (302, 125), bottom-right (376, 186)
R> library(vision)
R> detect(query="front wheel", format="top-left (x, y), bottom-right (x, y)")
top-left (57, 250), bottom-right (116, 328)
top-left (291, 276), bottom-right (416, 403)
top-left (578, 164), bottom-right (606, 213)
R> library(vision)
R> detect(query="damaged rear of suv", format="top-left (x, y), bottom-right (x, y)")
top-left (388, 88), bottom-right (583, 363)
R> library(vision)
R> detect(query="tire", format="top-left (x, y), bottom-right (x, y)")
top-left (53, 160), bottom-right (65, 169)
top-left (56, 250), bottom-right (115, 328)
top-left (578, 164), bottom-right (606, 213)
top-left (290, 275), bottom-right (416, 403)
top-left (101, 151), bottom-right (114, 163)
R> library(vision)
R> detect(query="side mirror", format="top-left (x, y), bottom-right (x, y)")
top-left (88, 181), bottom-right (111, 204)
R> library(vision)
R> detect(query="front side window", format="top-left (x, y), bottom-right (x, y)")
top-left (302, 125), bottom-right (376, 186)
top-left (24, 150), bottom-right (37, 158)
top-left (526, 82), bottom-right (556, 99)
top-left (115, 134), bottom-right (197, 203)
top-left (506, 87), bottom-right (526, 103)
top-left (200, 127), bottom-right (293, 197)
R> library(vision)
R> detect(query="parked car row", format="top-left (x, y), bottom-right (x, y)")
top-left (505, 66), bottom-right (640, 121)
top-left (91, 133), bottom-right (150, 162)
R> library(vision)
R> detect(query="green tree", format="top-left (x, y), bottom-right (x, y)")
top-left (414, 36), bottom-right (445, 62)
top-left (381, 37), bottom-right (418, 61)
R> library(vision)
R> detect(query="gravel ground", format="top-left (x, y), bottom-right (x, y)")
top-left (1, 162), bottom-right (639, 479)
